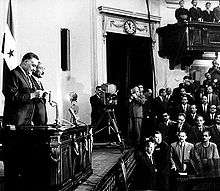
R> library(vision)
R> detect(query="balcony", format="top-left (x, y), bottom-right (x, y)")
top-left (156, 22), bottom-right (220, 69)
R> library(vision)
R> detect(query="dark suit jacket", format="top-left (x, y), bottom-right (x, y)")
top-left (205, 112), bottom-right (217, 126)
top-left (197, 103), bottom-right (210, 118)
top-left (90, 94), bottom-right (105, 126)
top-left (3, 66), bottom-right (35, 126)
top-left (202, 10), bottom-right (214, 22)
top-left (157, 120), bottom-right (176, 144)
top-left (190, 125), bottom-right (209, 144)
top-left (135, 150), bottom-right (157, 190)
top-left (209, 125), bottom-right (220, 152)
top-left (206, 93), bottom-right (220, 106)
top-left (31, 76), bottom-right (47, 125)
top-left (168, 122), bottom-right (192, 144)
top-left (186, 113), bottom-right (199, 126)
top-left (189, 7), bottom-right (202, 21)
top-left (153, 96), bottom-right (168, 118)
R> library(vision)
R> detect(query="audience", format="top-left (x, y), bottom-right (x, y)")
top-left (213, 0), bottom-right (220, 22)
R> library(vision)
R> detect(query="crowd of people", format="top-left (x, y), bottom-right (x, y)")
top-left (129, 58), bottom-right (220, 190)
top-left (175, 0), bottom-right (220, 23)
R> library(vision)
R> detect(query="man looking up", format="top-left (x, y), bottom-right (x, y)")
top-left (3, 52), bottom-right (43, 126)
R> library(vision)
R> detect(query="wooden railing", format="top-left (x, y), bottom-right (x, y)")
top-left (2, 124), bottom-right (93, 191)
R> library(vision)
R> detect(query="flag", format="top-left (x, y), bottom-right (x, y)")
top-left (1, 0), bottom-right (17, 94)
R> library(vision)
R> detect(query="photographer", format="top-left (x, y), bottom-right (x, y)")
top-left (128, 86), bottom-right (145, 147)
top-left (90, 86), bottom-right (105, 126)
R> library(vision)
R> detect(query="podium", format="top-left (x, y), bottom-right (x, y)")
top-left (2, 124), bottom-right (93, 191)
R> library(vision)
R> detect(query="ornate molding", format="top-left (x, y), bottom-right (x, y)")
top-left (98, 6), bottom-right (161, 22)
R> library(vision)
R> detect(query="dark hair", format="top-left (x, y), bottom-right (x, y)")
top-left (203, 130), bottom-right (211, 136)
top-left (144, 137), bottom-right (155, 147)
top-left (178, 113), bottom-right (186, 118)
top-left (21, 52), bottom-right (39, 62)
top-left (159, 88), bottom-right (166, 94)
top-left (206, 2), bottom-right (211, 6)
top-left (154, 131), bottom-right (162, 135)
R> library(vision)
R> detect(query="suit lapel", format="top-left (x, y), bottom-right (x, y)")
top-left (16, 67), bottom-right (32, 88)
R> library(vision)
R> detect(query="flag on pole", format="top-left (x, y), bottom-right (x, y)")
top-left (1, 0), bottom-right (17, 94)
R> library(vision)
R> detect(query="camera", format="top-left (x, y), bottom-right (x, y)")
top-left (100, 83), bottom-right (118, 107)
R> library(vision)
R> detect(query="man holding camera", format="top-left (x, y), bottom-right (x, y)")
top-left (128, 86), bottom-right (145, 147)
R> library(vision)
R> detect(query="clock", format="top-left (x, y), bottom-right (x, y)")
top-left (124, 20), bottom-right (136, 34)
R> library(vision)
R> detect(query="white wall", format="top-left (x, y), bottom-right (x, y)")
top-left (0, 0), bottom-right (93, 124)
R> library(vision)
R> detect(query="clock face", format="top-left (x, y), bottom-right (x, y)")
top-left (124, 20), bottom-right (136, 34)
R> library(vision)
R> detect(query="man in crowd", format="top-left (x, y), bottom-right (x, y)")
top-left (157, 112), bottom-right (176, 144)
top-left (213, 0), bottom-right (220, 22)
top-left (3, 52), bottom-right (44, 126)
top-left (190, 115), bottom-right (208, 144)
top-left (186, 104), bottom-right (199, 126)
top-left (206, 85), bottom-right (219, 106)
top-left (202, 2), bottom-right (214, 22)
top-left (170, 131), bottom-right (199, 173)
top-left (205, 104), bottom-right (218, 126)
top-left (90, 85), bottom-right (105, 126)
top-left (153, 131), bottom-right (170, 191)
top-left (175, 0), bottom-right (189, 23)
top-left (189, 0), bottom-right (202, 22)
top-left (135, 138), bottom-right (157, 190)
top-left (209, 113), bottom-right (220, 152)
top-left (195, 130), bottom-right (219, 160)
top-left (128, 86), bottom-right (145, 146)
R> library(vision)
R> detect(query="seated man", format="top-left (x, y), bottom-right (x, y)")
top-left (195, 130), bottom-right (219, 160)
top-left (170, 131), bottom-right (199, 173)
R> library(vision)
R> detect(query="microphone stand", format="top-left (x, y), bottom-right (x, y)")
top-left (48, 91), bottom-right (59, 126)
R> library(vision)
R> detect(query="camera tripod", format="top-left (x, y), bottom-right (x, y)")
top-left (93, 108), bottom-right (124, 151)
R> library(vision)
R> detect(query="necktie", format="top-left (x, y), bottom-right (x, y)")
top-left (27, 75), bottom-right (33, 89)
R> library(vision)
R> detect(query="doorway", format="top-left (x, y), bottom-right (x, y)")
top-left (106, 32), bottom-right (154, 136)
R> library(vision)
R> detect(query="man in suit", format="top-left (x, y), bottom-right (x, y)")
top-left (153, 131), bottom-right (170, 191)
top-left (209, 113), bottom-right (220, 152)
top-left (175, 0), bottom-right (189, 23)
top-left (90, 85), bottom-right (105, 126)
top-left (3, 52), bottom-right (44, 126)
top-left (168, 113), bottom-right (191, 144)
top-left (190, 115), bottom-right (208, 144)
top-left (135, 138), bottom-right (157, 190)
top-left (197, 95), bottom-right (210, 119)
top-left (202, 2), bottom-right (214, 22)
top-left (176, 95), bottom-right (191, 117)
top-left (189, 0), bottom-right (202, 21)
top-left (205, 104), bottom-right (218, 126)
top-left (31, 61), bottom-right (47, 125)
top-left (206, 85), bottom-right (220, 106)
top-left (153, 88), bottom-right (168, 123)
top-left (128, 86), bottom-right (145, 146)
top-left (186, 104), bottom-right (199, 126)
top-left (157, 112), bottom-right (176, 144)
top-left (170, 131), bottom-right (199, 173)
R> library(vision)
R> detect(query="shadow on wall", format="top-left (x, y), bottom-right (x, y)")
top-left (62, 73), bottom-right (91, 125)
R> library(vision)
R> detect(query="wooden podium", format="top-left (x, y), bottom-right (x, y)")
top-left (2, 124), bottom-right (93, 191)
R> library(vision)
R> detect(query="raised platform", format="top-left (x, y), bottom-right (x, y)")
top-left (75, 148), bottom-right (136, 191)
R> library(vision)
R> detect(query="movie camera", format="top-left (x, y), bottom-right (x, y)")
top-left (100, 83), bottom-right (118, 107)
